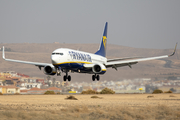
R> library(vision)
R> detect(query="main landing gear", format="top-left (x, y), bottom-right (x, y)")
top-left (92, 74), bottom-right (100, 81)
top-left (63, 72), bottom-right (71, 81)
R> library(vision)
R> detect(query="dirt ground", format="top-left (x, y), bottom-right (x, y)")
top-left (0, 94), bottom-right (180, 120)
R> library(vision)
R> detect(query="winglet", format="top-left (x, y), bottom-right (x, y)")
top-left (2, 46), bottom-right (5, 59)
top-left (169, 43), bottom-right (178, 56)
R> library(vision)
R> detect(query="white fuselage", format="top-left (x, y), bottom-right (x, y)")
top-left (51, 48), bottom-right (107, 74)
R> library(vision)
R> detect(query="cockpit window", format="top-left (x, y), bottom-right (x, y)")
top-left (52, 53), bottom-right (63, 55)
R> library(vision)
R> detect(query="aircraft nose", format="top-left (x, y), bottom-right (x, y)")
top-left (51, 56), bottom-right (58, 64)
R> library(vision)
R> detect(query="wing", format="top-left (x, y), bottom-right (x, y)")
top-left (105, 43), bottom-right (178, 70)
top-left (2, 46), bottom-right (52, 67)
top-left (107, 56), bottom-right (143, 62)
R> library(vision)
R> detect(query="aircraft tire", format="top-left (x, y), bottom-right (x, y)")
top-left (92, 75), bottom-right (95, 81)
top-left (63, 76), bottom-right (67, 81)
top-left (68, 75), bottom-right (71, 81)
top-left (97, 75), bottom-right (100, 81)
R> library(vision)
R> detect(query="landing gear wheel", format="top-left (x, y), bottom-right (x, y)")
top-left (92, 75), bottom-right (95, 81)
top-left (63, 76), bottom-right (67, 81)
top-left (68, 75), bottom-right (71, 81)
top-left (92, 74), bottom-right (100, 81)
top-left (97, 75), bottom-right (100, 81)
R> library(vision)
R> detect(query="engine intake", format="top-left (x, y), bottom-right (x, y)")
top-left (83, 63), bottom-right (106, 74)
top-left (44, 65), bottom-right (57, 75)
top-left (92, 64), bottom-right (101, 73)
top-left (92, 64), bottom-right (106, 74)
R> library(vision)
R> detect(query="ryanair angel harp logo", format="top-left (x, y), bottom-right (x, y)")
top-left (103, 36), bottom-right (107, 49)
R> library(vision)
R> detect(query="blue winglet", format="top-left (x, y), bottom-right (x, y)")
top-left (95, 22), bottom-right (108, 57)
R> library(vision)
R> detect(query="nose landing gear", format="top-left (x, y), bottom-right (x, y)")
top-left (92, 74), bottom-right (100, 81)
top-left (57, 67), bottom-right (61, 76)
top-left (57, 71), bottom-right (61, 76)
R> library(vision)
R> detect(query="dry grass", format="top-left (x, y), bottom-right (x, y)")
top-left (0, 94), bottom-right (180, 120)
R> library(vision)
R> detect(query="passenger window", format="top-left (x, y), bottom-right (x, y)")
top-left (60, 53), bottom-right (63, 55)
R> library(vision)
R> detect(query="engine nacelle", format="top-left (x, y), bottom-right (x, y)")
top-left (92, 64), bottom-right (106, 74)
top-left (43, 65), bottom-right (57, 75)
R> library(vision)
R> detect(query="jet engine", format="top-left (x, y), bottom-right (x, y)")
top-left (92, 64), bottom-right (106, 74)
top-left (43, 65), bottom-right (57, 75)
top-left (84, 63), bottom-right (106, 74)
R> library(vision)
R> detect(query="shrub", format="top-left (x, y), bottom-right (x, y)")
top-left (147, 95), bottom-right (154, 98)
top-left (65, 95), bottom-right (78, 100)
top-left (14, 93), bottom-right (21, 95)
top-left (81, 89), bottom-right (99, 94)
top-left (164, 90), bottom-right (173, 93)
top-left (152, 89), bottom-right (163, 94)
top-left (56, 92), bottom-right (61, 94)
top-left (44, 91), bottom-right (55, 95)
top-left (91, 96), bottom-right (103, 99)
top-left (0, 92), bottom-right (3, 95)
top-left (169, 95), bottom-right (176, 97)
top-left (91, 96), bottom-right (99, 98)
top-left (170, 88), bottom-right (176, 92)
top-left (100, 87), bottom-right (115, 94)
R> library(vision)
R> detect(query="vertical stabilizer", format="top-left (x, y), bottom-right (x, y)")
top-left (95, 22), bottom-right (108, 57)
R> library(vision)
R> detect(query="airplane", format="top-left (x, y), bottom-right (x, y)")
top-left (2, 22), bottom-right (177, 81)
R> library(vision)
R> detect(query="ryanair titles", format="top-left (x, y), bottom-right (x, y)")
top-left (69, 51), bottom-right (92, 62)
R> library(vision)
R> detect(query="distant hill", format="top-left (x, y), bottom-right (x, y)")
top-left (0, 43), bottom-right (179, 82)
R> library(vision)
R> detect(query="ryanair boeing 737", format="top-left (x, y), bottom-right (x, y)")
top-left (2, 22), bottom-right (177, 81)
